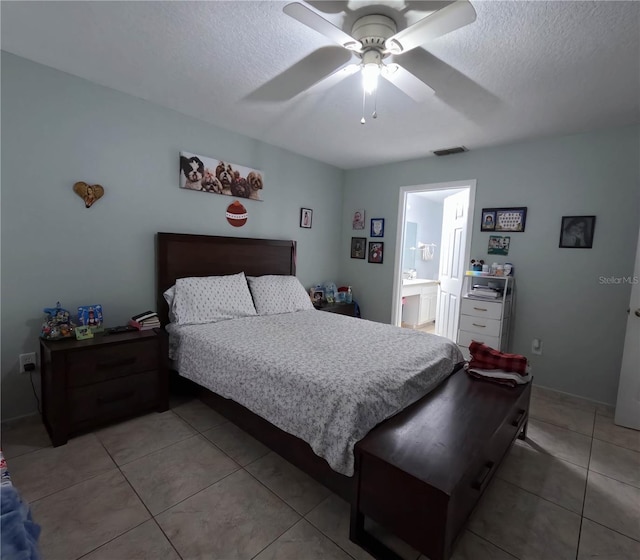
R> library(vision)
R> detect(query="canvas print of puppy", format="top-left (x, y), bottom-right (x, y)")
top-left (230, 173), bottom-right (251, 198)
top-left (201, 169), bottom-right (223, 193)
top-left (180, 155), bottom-right (204, 190)
top-left (247, 171), bottom-right (263, 201)
top-left (215, 162), bottom-right (234, 192)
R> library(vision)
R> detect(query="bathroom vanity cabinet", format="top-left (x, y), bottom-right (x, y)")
top-left (402, 279), bottom-right (438, 327)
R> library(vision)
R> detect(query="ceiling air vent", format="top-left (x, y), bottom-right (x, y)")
top-left (433, 146), bottom-right (468, 156)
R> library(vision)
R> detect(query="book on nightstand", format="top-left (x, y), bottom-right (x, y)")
top-left (129, 311), bottom-right (160, 330)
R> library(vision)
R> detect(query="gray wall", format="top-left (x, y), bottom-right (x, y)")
top-left (341, 126), bottom-right (639, 405)
top-left (1, 53), bottom-right (344, 420)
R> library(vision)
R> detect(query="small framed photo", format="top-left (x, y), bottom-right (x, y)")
top-left (370, 218), bottom-right (385, 238)
top-left (559, 216), bottom-right (596, 248)
top-left (368, 241), bottom-right (384, 263)
top-left (300, 208), bottom-right (313, 228)
top-left (351, 237), bottom-right (366, 259)
top-left (75, 325), bottom-right (94, 340)
top-left (353, 209), bottom-right (365, 230)
top-left (481, 210), bottom-right (496, 231)
top-left (78, 305), bottom-right (103, 330)
top-left (312, 289), bottom-right (324, 306)
top-left (488, 235), bottom-right (510, 255)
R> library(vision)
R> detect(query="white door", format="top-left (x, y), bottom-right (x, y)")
top-left (435, 190), bottom-right (469, 340)
top-left (614, 226), bottom-right (640, 430)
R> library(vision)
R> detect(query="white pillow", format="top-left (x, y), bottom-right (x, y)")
top-left (171, 272), bottom-right (257, 325)
top-left (247, 275), bottom-right (314, 315)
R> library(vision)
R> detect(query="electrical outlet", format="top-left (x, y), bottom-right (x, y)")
top-left (531, 338), bottom-right (543, 356)
top-left (19, 352), bottom-right (37, 373)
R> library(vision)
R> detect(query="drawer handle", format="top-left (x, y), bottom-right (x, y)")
top-left (511, 409), bottom-right (526, 428)
top-left (472, 323), bottom-right (486, 328)
top-left (472, 461), bottom-right (496, 491)
top-left (473, 307), bottom-right (488, 312)
top-left (97, 391), bottom-right (134, 405)
top-left (97, 357), bottom-right (136, 370)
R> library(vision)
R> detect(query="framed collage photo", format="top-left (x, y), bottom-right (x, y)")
top-left (368, 241), bottom-right (384, 263)
top-left (481, 207), bottom-right (527, 232)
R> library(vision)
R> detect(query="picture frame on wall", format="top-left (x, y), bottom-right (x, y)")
top-left (559, 216), bottom-right (596, 248)
top-left (368, 241), bottom-right (384, 263)
top-left (352, 209), bottom-right (365, 230)
top-left (300, 208), bottom-right (313, 228)
top-left (370, 218), bottom-right (385, 238)
top-left (488, 235), bottom-right (510, 255)
top-left (481, 207), bottom-right (527, 232)
top-left (351, 237), bottom-right (366, 259)
top-left (481, 210), bottom-right (496, 231)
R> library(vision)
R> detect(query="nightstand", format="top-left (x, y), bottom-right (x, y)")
top-left (318, 302), bottom-right (357, 317)
top-left (39, 329), bottom-right (168, 446)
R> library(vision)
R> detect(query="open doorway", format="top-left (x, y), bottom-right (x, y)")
top-left (392, 180), bottom-right (476, 343)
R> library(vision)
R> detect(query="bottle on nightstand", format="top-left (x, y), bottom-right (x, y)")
top-left (346, 286), bottom-right (353, 304)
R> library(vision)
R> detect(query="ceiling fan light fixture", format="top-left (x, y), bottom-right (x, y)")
top-left (362, 63), bottom-right (381, 94)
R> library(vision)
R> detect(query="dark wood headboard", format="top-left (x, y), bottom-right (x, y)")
top-left (156, 233), bottom-right (297, 326)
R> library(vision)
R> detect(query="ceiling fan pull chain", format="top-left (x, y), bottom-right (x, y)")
top-left (361, 88), bottom-right (366, 124)
top-left (372, 87), bottom-right (378, 119)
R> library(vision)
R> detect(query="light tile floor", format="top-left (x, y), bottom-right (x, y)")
top-left (2, 385), bottom-right (639, 560)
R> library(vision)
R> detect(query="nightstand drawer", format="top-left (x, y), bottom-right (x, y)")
top-left (459, 315), bottom-right (501, 337)
top-left (68, 340), bottom-right (158, 387)
top-left (457, 330), bottom-right (500, 349)
top-left (69, 370), bottom-right (158, 424)
top-left (461, 298), bottom-right (506, 320)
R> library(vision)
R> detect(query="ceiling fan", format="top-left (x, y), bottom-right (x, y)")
top-left (282, 0), bottom-right (477, 122)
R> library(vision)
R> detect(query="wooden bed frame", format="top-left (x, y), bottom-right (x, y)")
top-left (156, 232), bottom-right (531, 560)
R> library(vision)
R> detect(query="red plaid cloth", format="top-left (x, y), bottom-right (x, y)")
top-left (468, 341), bottom-right (528, 375)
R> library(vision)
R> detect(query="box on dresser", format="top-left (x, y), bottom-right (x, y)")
top-left (39, 329), bottom-right (168, 446)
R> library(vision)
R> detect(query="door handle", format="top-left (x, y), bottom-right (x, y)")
top-left (635, 309), bottom-right (640, 317)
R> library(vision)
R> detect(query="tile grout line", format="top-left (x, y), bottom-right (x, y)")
top-left (498, 477), bottom-right (585, 519)
top-left (465, 529), bottom-right (520, 559)
top-left (528, 412), bottom-right (594, 438)
top-left (575, 430), bottom-right (595, 560)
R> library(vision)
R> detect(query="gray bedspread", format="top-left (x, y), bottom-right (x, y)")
top-left (168, 310), bottom-right (463, 476)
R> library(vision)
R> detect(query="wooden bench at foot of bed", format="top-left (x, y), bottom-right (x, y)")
top-left (351, 369), bottom-right (531, 560)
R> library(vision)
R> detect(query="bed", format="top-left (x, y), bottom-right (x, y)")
top-left (156, 232), bottom-right (531, 560)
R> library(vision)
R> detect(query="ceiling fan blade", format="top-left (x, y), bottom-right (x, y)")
top-left (309, 63), bottom-right (361, 94)
top-left (246, 47), bottom-right (353, 101)
top-left (384, 0), bottom-right (476, 54)
top-left (284, 2), bottom-right (362, 51)
top-left (382, 63), bottom-right (435, 102)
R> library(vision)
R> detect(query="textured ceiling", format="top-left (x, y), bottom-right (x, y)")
top-left (2, 1), bottom-right (638, 169)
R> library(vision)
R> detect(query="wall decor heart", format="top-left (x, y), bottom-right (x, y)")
top-left (73, 181), bottom-right (104, 208)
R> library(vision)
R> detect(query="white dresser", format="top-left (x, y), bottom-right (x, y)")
top-left (457, 274), bottom-right (514, 360)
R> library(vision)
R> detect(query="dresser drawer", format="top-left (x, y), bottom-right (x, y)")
top-left (449, 387), bottom-right (530, 542)
top-left (69, 370), bottom-right (158, 424)
top-left (67, 340), bottom-right (158, 387)
top-left (461, 298), bottom-right (507, 320)
top-left (459, 315), bottom-right (501, 337)
top-left (457, 330), bottom-right (501, 350)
